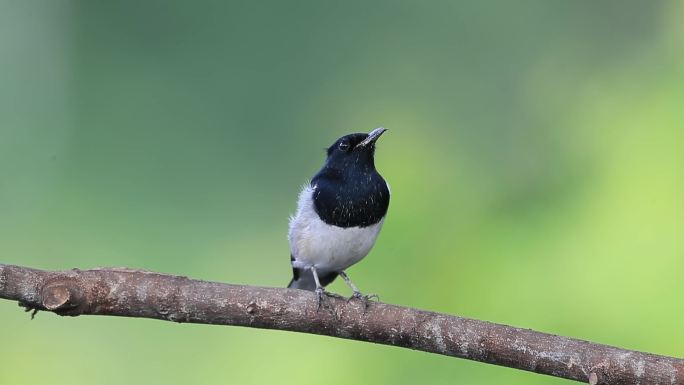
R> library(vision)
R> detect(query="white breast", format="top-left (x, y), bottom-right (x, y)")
top-left (288, 184), bottom-right (385, 273)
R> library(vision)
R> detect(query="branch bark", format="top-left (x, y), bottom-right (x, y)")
top-left (0, 263), bottom-right (681, 384)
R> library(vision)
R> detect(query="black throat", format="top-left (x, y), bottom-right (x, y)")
top-left (311, 160), bottom-right (389, 228)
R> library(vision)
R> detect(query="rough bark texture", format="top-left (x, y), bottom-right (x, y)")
top-left (1, 263), bottom-right (682, 384)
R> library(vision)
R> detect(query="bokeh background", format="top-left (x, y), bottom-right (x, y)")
top-left (1, 1), bottom-right (683, 384)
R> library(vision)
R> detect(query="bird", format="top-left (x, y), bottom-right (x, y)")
top-left (287, 127), bottom-right (390, 303)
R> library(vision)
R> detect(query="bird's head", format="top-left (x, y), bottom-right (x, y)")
top-left (325, 127), bottom-right (388, 169)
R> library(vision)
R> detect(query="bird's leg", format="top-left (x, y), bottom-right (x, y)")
top-left (339, 271), bottom-right (379, 305)
top-left (339, 270), bottom-right (361, 295)
top-left (310, 267), bottom-right (336, 316)
top-left (310, 266), bottom-right (325, 308)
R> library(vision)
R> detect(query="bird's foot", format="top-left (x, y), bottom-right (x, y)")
top-left (315, 287), bottom-right (339, 319)
top-left (315, 287), bottom-right (326, 310)
top-left (349, 291), bottom-right (379, 310)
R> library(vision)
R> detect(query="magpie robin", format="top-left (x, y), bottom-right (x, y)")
top-left (287, 128), bottom-right (390, 302)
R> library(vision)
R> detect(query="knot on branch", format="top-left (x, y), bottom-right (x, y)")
top-left (41, 280), bottom-right (83, 315)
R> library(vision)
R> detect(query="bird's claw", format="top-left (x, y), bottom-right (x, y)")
top-left (315, 287), bottom-right (326, 310)
top-left (348, 291), bottom-right (379, 309)
top-left (352, 291), bottom-right (379, 301)
top-left (315, 287), bottom-right (339, 319)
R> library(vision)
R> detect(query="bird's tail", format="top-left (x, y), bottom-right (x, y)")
top-left (287, 267), bottom-right (338, 291)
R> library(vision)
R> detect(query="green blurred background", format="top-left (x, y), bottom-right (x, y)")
top-left (1, 1), bottom-right (683, 384)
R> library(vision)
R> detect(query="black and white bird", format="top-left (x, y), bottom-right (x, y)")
top-left (287, 127), bottom-right (390, 301)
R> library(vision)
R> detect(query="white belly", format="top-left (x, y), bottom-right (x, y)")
top-left (288, 185), bottom-right (385, 272)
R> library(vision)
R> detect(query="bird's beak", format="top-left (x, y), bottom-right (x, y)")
top-left (356, 127), bottom-right (388, 148)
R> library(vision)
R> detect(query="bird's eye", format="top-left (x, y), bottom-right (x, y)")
top-left (338, 141), bottom-right (350, 151)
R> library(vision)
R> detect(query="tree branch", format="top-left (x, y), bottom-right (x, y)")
top-left (0, 263), bottom-right (681, 384)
